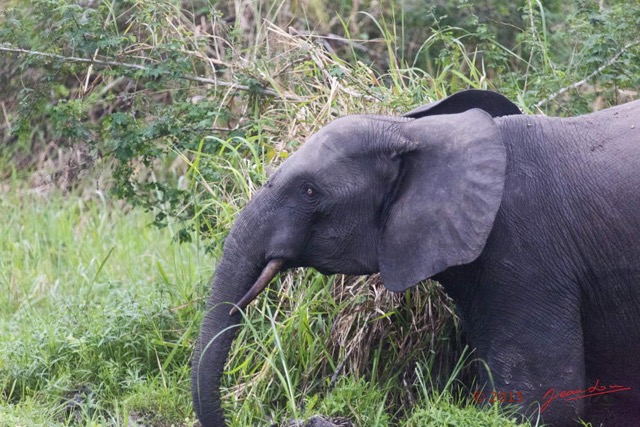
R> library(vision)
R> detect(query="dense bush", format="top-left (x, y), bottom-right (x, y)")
top-left (1, 0), bottom-right (639, 244)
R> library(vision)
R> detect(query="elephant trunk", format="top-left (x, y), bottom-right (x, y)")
top-left (191, 214), bottom-right (281, 426)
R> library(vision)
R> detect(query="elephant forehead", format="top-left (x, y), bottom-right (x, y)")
top-left (276, 115), bottom-right (402, 179)
top-left (301, 116), bottom-right (394, 157)
top-left (281, 139), bottom-right (341, 176)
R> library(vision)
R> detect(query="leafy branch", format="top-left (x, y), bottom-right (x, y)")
top-left (0, 45), bottom-right (287, 99)
top-left (534, 40), bottom-right (640, 109)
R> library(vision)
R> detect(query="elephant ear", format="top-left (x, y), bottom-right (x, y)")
top-left (379, 109), bottom-right (506, 292)
top-left (404, 89), bottom-right (521, 119)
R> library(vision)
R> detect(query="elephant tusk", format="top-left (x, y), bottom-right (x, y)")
top-left (229, 258), bottom-right (284, 315)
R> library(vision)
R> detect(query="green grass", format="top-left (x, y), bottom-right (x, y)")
top-left (0, 187), bottom-right (535, 426)
top-left (0, 187), bottom-right (206, 426)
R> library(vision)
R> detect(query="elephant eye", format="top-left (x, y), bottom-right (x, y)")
top-left (303, 183), bottom-right (317, 198)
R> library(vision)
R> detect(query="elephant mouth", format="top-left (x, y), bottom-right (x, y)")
top-left (229, 258), bottom-right (285, 315)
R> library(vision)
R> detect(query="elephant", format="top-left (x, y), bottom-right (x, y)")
top-left (191, 89), bottom-right (640, 427)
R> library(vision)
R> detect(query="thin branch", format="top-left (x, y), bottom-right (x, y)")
top-left (0, 45), bottom-right (287, 98)
top-left (287, 27), bottom-right (373, 54)
top-left (534, 40), bottom-right (640, 109)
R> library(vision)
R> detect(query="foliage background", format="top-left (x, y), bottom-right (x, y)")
top-left (0, 0), bottom-right (638, 426)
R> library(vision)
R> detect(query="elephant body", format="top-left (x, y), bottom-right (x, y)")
top-left (192, 91), bottom-right (640, 426)
top-left (437, 102), bottom-right (640, 424)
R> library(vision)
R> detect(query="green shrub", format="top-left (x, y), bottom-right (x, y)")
top-left (316, 376), bottom-right (391, 426)
top-left (2, 0), bottom-right (638, 242)
top-left (402, 399), bottom-right (526, 427)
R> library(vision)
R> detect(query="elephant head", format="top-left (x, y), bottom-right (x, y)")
top-left (191, 90), bottom-right (521, 426)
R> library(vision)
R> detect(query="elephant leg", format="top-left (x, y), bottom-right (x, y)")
top-left (586, 393), bottom-right (640, 427)
top-left (463, 284), bottom-right (586, 426)
top-left (582, 280), bottom-right (640, 427)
